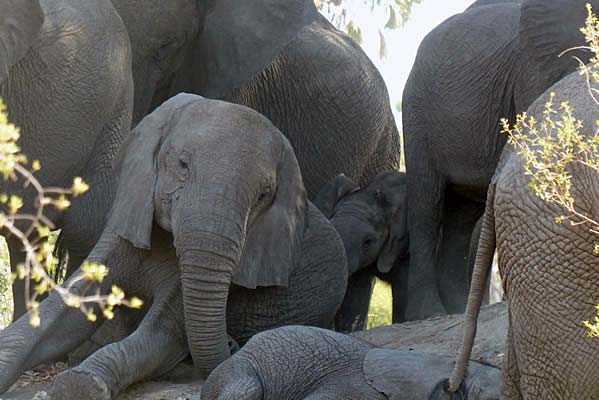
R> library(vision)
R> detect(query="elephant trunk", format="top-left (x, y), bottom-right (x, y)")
top-left (175, 213), bottom-right (243, 378)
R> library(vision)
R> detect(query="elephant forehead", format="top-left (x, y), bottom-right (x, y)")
top-left (172, 101), bottom-right (281, 152)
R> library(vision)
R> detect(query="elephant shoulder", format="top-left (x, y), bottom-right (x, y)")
top-left (281, 13), bottom-right (387, 93)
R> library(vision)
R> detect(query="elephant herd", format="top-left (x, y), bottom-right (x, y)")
top-left (0, 0), bottom-right (598, 399)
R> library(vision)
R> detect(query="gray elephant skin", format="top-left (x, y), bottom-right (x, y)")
top-left (402, 0), bottom-right (599, 320)
top-left (315, 172), bottom-right (410, 330)
top-left (112, 0), bottom-right (401, 198)
top-left (0, 0), bottom-right (133, 320)
top-left (0, 94), bottom-right (349, 398)
top-left (202, 325), bottom-right (501, 400)
top-left (434, 71), bottom-right (599, 399)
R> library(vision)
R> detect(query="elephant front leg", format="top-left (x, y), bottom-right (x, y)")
top-left (50, 285), bottom-right (188, 399)
top-left (334, 270), bottom-right (375, 332)
top-left (0, 288), bottom-right (101, 393)
top-left (405, 165), bottom-right (447, 321)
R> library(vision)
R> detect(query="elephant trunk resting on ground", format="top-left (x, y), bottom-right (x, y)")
top-left (0, 94), bottom-right (349, 399)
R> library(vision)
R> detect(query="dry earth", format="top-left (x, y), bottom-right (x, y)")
top-left (0, 302), bottom-right (508, 400)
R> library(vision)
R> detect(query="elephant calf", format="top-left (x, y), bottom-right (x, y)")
top-left (0, 94), bottom-right (349, 399)
top-left (201, 325), bottom-right (501, 400)
top-left (315, 172), bottom-right (410, 330)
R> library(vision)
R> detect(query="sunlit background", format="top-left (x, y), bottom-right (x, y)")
top-left (321, 0), bottom-right (474, 122)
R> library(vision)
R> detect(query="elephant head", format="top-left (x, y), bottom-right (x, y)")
top-left (314, 172), bottom-right (408, 276)
top-left (106, 93), bottom-right (307, 377)
top-left (0, 0), bottom-right (44, 82)
top-left (112, 0), bottom-right (317, 124)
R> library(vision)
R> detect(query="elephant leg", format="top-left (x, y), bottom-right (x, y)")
top-left (50, 283), bottom-right (187, 399)
top-left (501, 324), bottom-right (523, 400)
top-left (405, 163), bottom-right (447, 320)
top-left (437, 193), bottom-right (484, 314)
top-left (67, 307), bottom-right (143, 366)
top-left (6, 237), bottom-right (28, 321)
top-left (387, 256), bottom-right (409, 324)
top-left (0, 287), bottom-right (101, 393)
top-left (333, 270), bottom-right (375, 332)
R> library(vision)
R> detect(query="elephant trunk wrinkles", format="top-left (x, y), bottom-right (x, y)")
top-left (175, 218), bottom-right (243, 378)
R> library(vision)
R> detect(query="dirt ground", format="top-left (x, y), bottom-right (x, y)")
top-left (0, 302), bottom-right (508, 400)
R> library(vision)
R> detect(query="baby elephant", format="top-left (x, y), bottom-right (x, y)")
top-left (315, 172), bottom-right (409, 329)
top-left (201, 325), bottom-right (501, 399)
top-left (0, 94), bottom-right (349, 399)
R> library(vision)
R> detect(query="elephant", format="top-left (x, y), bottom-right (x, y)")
top-left (201, 325), bottom-right (501, 400)
top-left (0, 93), bottom-right (349, 397)
top-left (315, 171), bottom-right (409, 331)
top-left (401, 0), bottom-right (598, 320)
top-left (433, 70), bottom-right (599, 399)
top-left (111, 0), bottom-right (401, 198)
top-left (0, 0), bottom-right (133, 320)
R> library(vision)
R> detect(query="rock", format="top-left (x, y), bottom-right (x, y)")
top-left (352, 301), bottom-right (508, 367)
top-left (0, 302), bottom-right (508, 399)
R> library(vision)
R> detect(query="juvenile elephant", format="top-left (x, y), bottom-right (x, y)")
top-left (112, 0), bottom-right (401, 197)
top-left (1, 0), bottom-right (133, 319)
top-left (315, 172), bottom-right (409, 330)
top-left (402, 0), bottom-right (598, 320)
top-left (435, 70), bottom-right (599, 399)
top-left (0, 94), bottom-right (349, 398)
top-left (201, 325), bottom-right (501, 399)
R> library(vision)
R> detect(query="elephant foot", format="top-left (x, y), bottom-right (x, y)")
top-left (50, 369), bottom-right (111, 400)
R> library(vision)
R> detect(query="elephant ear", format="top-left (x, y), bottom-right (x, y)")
top-left (0, 0), bottom-right (44, 82)
top-left (520, 0), bottom-right (598, 86)
top-left (313, 174), bottom-right (360, 219)
top-left (193, 0), bottom-right (318, 98)
top-left (234, 136), bottom-right (307, 289)
top-left (107, 93), bottom-right (200, 249)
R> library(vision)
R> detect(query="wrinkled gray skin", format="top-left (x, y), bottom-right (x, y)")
top-left (437, 71), bottom-right (599, 400)
top-left (402, 0), bottom-right (597, 320)
top-left (0, 94), bottom-right (348, 399)
top-left (315, 172), bottom-right (410, 330)
top-left (112, 0), bottom-right (401, 197)
top-left (0, 0), bottom-right (133, 321)
top-left (202, 325), bottom-right (501, 400)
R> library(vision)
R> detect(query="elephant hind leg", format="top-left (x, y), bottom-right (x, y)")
top-left (501, 325), bottom-right (523, 400)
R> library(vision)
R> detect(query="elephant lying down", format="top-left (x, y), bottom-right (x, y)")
top-left (0, 94), bottom-right (348, 399)
top-left (201, 325), bottom-right (501, 399)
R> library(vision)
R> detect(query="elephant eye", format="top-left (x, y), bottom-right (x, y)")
top-left (362, 237), bottom-right (374, 250)
top-left (179, 159), bottom-right (189, 170)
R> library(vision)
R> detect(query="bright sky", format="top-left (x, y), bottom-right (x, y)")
top-left (326, 0), bottom-right (475, 119)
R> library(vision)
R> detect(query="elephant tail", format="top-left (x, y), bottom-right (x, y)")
top-left (429, 184), bottom-right (497, 399)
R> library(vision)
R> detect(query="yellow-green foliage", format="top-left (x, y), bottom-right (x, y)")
top-left (0, 98), bottom-right (141, 328)
top-left (368, 278), bottom-right (392, 329)
top-left (503, 4), bottom-right (599, 339)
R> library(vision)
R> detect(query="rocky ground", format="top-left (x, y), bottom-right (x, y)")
top-left (1, 302), bottom-right (508, 400)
